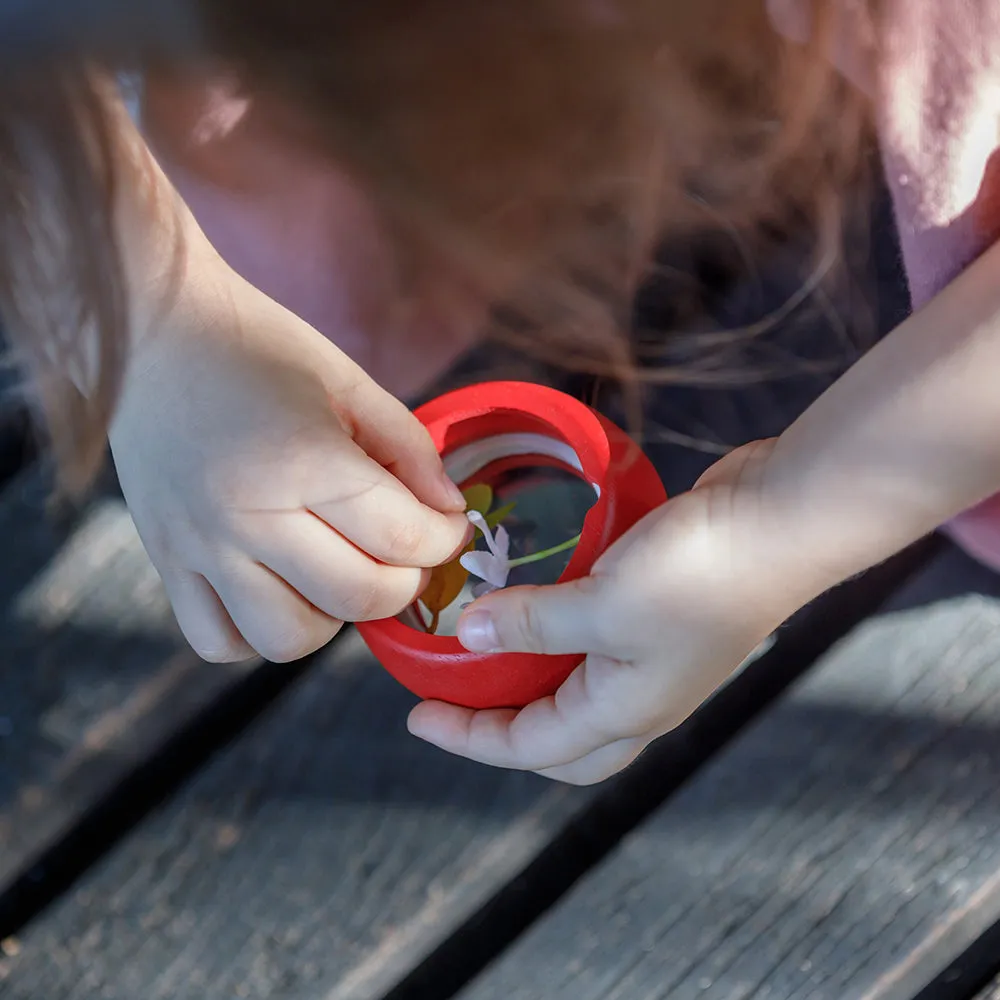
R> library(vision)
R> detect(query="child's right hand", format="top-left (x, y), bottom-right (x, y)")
top-left (109, 262), bottom-right (470, 664)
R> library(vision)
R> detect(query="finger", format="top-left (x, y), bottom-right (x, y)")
top-left (407, 654), bottom-right (641, 771)
top-left (160, 567), bottom-right (256, 663)
top-left (456, 578), bottom-right (612, 657)
top-left (209, 555), bottom-right (343, 662)
top-left (345, 378), bottom-right (467, 513)
top-left (244, 510), bottom-right (428, 621)
top-left (308, 439), bottom-right (470, 569)
top-left (536, 736), bottom-right (648, 786)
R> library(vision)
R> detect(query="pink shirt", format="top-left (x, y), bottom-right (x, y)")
top-left (872, 2), bottom-right (1000, 308)
top-left (769, 0), bottom-right (1000, 308)
top-left (148, 4), bottom-right (1000, 565)
top-left (769, 0), bottom-right (1000, 565)
top-left (159, 4), bottom-right (1000, 351)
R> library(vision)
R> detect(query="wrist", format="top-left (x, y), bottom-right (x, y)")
top-left (755, 238), bottom-right (1000, 593)
top-left (689, 440), bottom-right (835, 630)
top-left (756, 426), bottom-right (942, 606)
top-left (103, 82), bottom-right (231, 355)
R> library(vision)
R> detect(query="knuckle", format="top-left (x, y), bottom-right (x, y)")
top-left (590, 611), bottom-right (624, 658)
top-left (335, 581), bottom-right (385, 622)
top-left (577, 582), bottom-right (623, 650)
top-left (516, 593), bottom-right (550, 651)
top-left (406, 429), bottom-right (439, 464)
top-left (383, 519), bottom-right (426, 565)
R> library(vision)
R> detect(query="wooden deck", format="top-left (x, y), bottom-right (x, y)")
top-left (4, 447), bottom-right (1000, 1000)
top-left (5, 198), bottom-right (1000, 1000)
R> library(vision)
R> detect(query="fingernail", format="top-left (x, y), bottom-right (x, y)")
top-left (458, 610), bottom-right (501, 652)
top-left (441, 473), bottom-right (467, 509)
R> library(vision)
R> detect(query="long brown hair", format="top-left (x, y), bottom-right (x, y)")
top-left (0, 0), bottom-right (872, 491)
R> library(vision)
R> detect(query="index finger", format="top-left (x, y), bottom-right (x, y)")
top-left (309, 440), bottom-right (470, 568)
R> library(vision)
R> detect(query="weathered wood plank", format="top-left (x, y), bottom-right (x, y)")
top-left (0, 469), bottom-right (252, 898)
top-left (0, 537), bottom-right (930, 1000)
top-left (0, 405), bottom-right (34, 487)
top-left (0, 176), bottom-right (916, 998)
top-left (0, 625), bottom-right (592, 1000)
top-left (455, 545), bottom-right (1000, 1000)
top-left (928, 916), bottom-right (1000, 1000)
top-left (976, 973), bottom-right (1000, 999)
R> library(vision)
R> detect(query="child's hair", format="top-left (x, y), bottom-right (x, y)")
top-left (0, 0), bottom-right (873, 491)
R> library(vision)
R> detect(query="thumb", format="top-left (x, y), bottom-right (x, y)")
top-left (348, 380), bottom-right (467, 514)
top-left (457, 578), bottom-right (608, 655)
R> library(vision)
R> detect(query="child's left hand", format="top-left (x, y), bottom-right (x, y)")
top-left (408, 440), bottom-right (817, 785)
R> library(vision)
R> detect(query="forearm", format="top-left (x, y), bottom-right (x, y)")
top-left (104, 82), bottom-right (226, 348)
top-left (138, 74), bottom-right (493, 401)
top-left (763, 235), bottom-right (1000, 597)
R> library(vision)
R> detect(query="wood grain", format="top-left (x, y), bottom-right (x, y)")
top-left (457, 546), bottom-right (1000, 1000)
top-left (0, 182), bottom-right (919, 998)
top-left (0, 470), bottom-right (251, 895)
top-left (976, 974), bottom-right (1000, 999)
top-left (0, 498), bottom-right (932, 1000)
top-left (0, 548), bottom-right (929, 999)
top-left (0, 625), bottom-right (591, 1000)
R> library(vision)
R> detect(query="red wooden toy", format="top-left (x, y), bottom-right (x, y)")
top-left (356, 381), bottom-right (667, 709)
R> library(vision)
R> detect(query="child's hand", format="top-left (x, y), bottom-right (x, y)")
top-left (408, 441), bottom-right (808, 785)
top-left (110, 264), bottom-right (470, 664)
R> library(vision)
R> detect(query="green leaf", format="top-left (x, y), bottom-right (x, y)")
top-left (485, 501), bottom-right (516, 530)
top-left (462, 483), bottom-right (493, 515)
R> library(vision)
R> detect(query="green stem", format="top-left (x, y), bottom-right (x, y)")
top-left (507, 534), bottom-right (581, 569)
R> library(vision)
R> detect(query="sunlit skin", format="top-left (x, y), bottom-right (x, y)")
top-left (93, 2), bottom-right (1000, 783)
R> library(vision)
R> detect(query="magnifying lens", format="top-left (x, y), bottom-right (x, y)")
top-left (357, 381), bottom-right (667, 709)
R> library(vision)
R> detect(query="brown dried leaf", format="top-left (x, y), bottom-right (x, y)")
top-left (420, 544), bottom-right (473, 634)
top-left (417, 484), bottom-right (515, 633)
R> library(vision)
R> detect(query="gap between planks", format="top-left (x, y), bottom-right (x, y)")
top-left (0, 530), bottom-right (936, 1000)
top-left (0, 468), bottom-right (322, 938)
top-left (454, 544), bottom-right (1000, 1000)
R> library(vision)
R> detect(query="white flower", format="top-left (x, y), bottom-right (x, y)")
top-left (461, 510), bottom-right (511, 598)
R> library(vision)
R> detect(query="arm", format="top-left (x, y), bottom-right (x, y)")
top-left (94, 84), bottom-right (472, 665)
top-left (102, 83), bottom-right (238, 352)
top-left (406, 237), bottom-right (1000, 786)
top-left (135, 75), bottom-right (488, 401)
top-left (761, 234), bottom-right (1000, 603)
